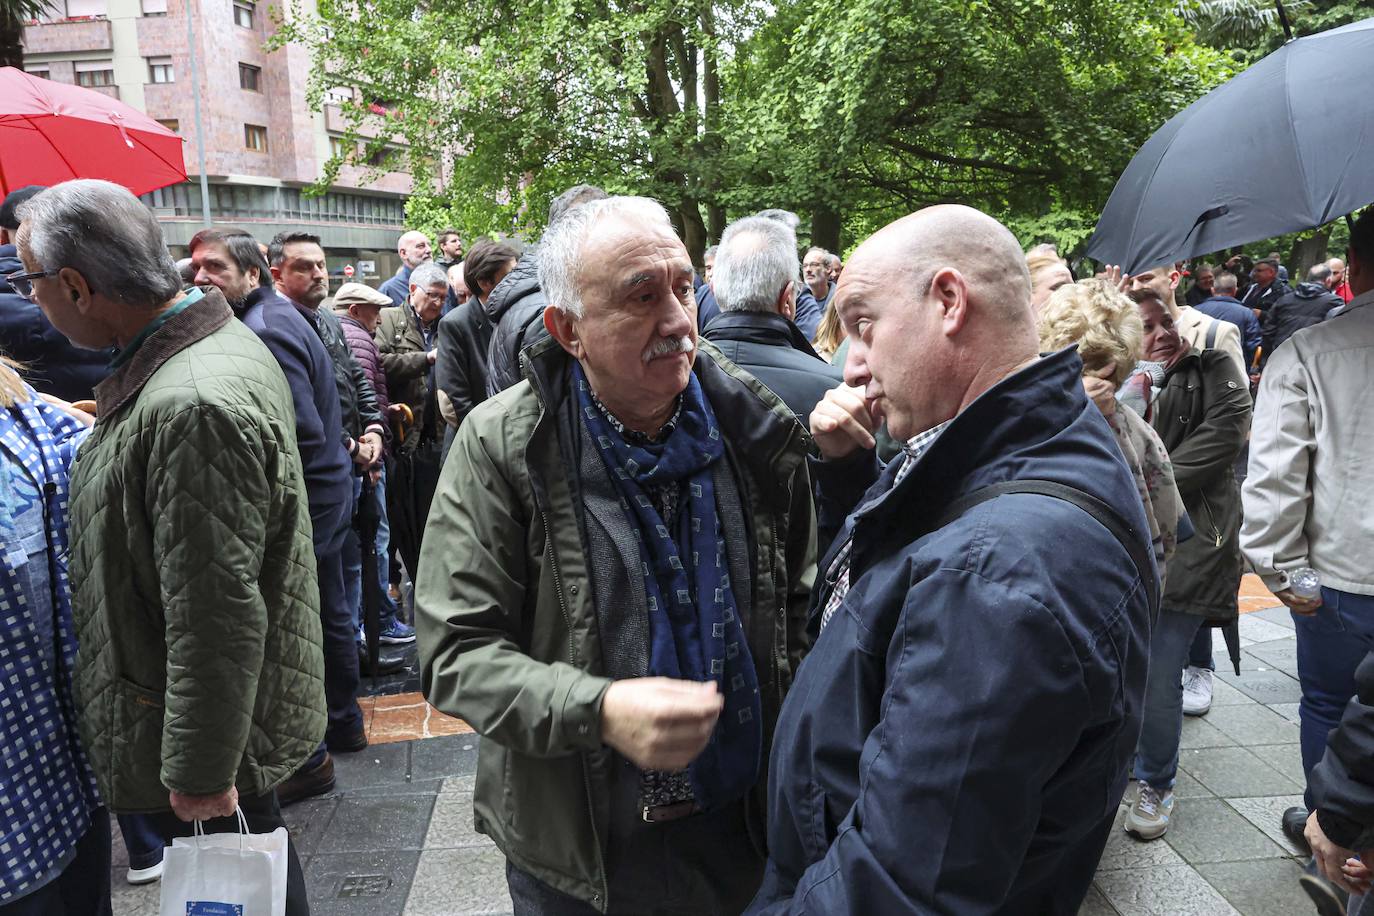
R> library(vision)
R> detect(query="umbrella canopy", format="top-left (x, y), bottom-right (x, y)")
top-left (1084, 18), bottom-right (1374, 273)
top-left (0, 67), bottom-right (187, 198)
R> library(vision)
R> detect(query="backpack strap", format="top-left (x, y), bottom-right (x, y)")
top-left (935, 479), bottom-right (1160, 618)
top-left (1205, 318), bottom-right (1218, 349)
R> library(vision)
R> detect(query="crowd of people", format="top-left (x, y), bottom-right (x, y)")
top-left (0, 174), bottom-right (1371, 916)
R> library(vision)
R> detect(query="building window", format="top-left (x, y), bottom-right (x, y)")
top-left (61, 0), bottom-right (107, 18)
top-left (238, 63), bottom-right (261, 91)
top-left (141, 0), bottom-right (166, 15)
top-left (25, 68), bottom-right (50, 80)
top-left (156, 118), bottom-right (180, 132)
top-left (74, 62), bottom-right (115, 87)
top-left (329, 135), bottom-right (351, 160)
top-left (244, 123), bottom-right (267, 152)
top-left (147, 56), bottom-right (174, 84)
top-left (233, 0), bottom-right (254, 28)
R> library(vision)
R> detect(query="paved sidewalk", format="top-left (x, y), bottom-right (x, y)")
top-left (110, 581), bottom-right (1322, 915)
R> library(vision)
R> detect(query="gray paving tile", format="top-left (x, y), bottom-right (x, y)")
top-left (1097, 805), bottom-right (1185, 871)
top-left (1179, 715), bottom-right (1239, 749)
top-left (1209, 677), bottom-right (1258, 707)
top-left (1179, 746), bottom-right (1303, 798)
top-left (1095, 864), bottom-right (1240, 915)
top-left (1250, 606), bottom-right (1297, 629)
top-left (1172, 770), bottom-right (1214, 800)
top-left (1079, 883), bottom-right (1119, 915)
top-left (1204, 704), bottom-right (1302, 746)
top-left (410, 733), bottom-right (480, 782)
top-left (1196, 858), bottom-right (1311, 916)
top-left (283, 796), bottom-right (339, 858)
top-left (317, 794), bottom-right (438, 854)
top-left (1243, 637), bottom-right (1300, 678)
top-left (442, 774), bottom-right (477, 794)
top-left (110, 813), bottom-right (130, 868)
top-left (1238, 616), bottom-right (1296, 644)
top-left (1163, 798), bottom-right (1287, 864)
top-left (1269, 702), bottom-right (1302, 724)
top-left (332, 741), bottom-right (415, 793)
top-left (405, 846), bottom-right (512, 915)
top-left (306, 850), bottom-right (420, 916)
top-left (1226, 794), bottom-right (1308, 856)
top-left (1215, 665), bottom-right (1303, 705)
top-left (110, 879), bottom-right (159, 916)
top-left (1250, 743), bottom-right (1306, 788)
top-left (424, 785), bottom-right (494, 850)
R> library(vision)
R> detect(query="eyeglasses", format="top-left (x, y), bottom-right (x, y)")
top-left (5, 268), bottom-right (60, 301)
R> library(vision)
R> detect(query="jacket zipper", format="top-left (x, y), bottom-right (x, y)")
top-left (1198, 490), bottom-right (1223, 547)
top-left (538, 492), bottom-right (608, 911)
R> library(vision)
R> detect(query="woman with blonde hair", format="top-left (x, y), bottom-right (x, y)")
top-left (812, 300), bottom-right (846, 363)
top-left (1028, 249), bottom-right (1075, 312)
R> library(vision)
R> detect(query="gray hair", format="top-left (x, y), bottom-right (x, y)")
top-left (803, 246), bottom-right (830, 262)
top-left (753, 208), bottom-right (801, 231)
top-left (537, 196), bottom-right (674, 319)
top-left (714, 216), bottom-right (799, 315)
top-left (1214, 271), bottom-right (1239, 294)
top-left (408, 261), bottom-right (449, 292)
top-left (547, 184), bottom-right (608, 227)
top-left (1308, 263), bottom-right (1333, 283)
top-left (703, 245), bottom-right (719, 261)
top-left (18, 179), bottom-right (181, 308)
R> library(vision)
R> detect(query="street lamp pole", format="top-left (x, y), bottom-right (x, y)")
top-left (184, 0), bottom-right (212, 227)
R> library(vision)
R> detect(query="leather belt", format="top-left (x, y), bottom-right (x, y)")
top-left (641, 800), bottom-right (702, 823)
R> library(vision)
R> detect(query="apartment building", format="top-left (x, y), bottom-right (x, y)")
top-left (21, 0), bottom-right (421, 282)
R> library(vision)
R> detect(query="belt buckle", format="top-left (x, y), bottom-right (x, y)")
top-left (641, 800), bottom-right (699, 823)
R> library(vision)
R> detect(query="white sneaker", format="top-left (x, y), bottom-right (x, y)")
top-left (1182, 666), bottom-right (1213, 717)
top-left (126, 859), bottom-right (164, 885)
top-left (1124, 781), bottom-right (1175, 840)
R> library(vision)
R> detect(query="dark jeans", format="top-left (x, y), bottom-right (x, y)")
top-left (1188, 625), bottom-right (1215, 671)
top-left (0, 808), bottom-right (111, 916)
top-left (1294, 587), bottom-right (1374, 809)
top-left (144, 790), bottom-right (308, 916)
top-left (318, 540), bottom-right (363, 746)
top-left (117, 812), bottom-right (166, 870)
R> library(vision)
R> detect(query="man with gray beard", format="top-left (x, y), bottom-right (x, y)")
top-left (415, 196), bottom-right (816, 914)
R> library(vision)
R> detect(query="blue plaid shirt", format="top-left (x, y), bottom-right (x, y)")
top-left (0, 389), bottom-right (101, 901)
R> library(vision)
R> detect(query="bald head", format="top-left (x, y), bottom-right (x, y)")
top-left (397, 230), bottom-right (432, 269)
top-left (835, 205), bottom-right (1041, 439)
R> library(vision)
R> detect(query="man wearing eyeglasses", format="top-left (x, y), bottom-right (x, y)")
top-left (1, 185), bottom-right (113, 401)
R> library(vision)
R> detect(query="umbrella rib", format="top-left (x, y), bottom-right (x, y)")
top-left (30, 115), bottom-right (84, 183)
top-left (1279, 41), bottom-right (1318, 227)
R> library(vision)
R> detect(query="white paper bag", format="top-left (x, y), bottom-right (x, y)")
top-left (159, 808), bottom-right (289, 916)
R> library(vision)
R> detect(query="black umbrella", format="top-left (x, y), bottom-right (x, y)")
top-left (387, 384), bottom-right (444, 584)
top-left (355, 474), bottom-right (384, 682)
top-left (1085, 17), bottom-right (1374, 273)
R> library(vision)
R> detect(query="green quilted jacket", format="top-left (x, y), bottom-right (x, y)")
top-left (68, 290), bottom-right (326, 813)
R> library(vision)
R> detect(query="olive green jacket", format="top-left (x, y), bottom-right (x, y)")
top-left (415, 337), bottom-right (816, 911)
top-left (68, 291), bottom-right (326, 813)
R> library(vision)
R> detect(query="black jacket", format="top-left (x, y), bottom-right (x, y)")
top-left (702, 311), bottom-right (842, 424)
top-left (1313, 647), bottom-right (1374, 849)
top-left (1261, 282), bottom-right (1340, 367)
top-left (751, 348), bottom-right (1154, 915)
top-left (483, 251), bottom-right (548, 396)
top-left (1151, 348), bottom-right (1252, 618)
top-left (1241, 279), bottom-right (1291, 316)
top-left (435, 296), bottom-right (493, 431)
top-left (294, 298), bottom-right (384, 452)
top-left (0, 244), bottom-right (113, 401)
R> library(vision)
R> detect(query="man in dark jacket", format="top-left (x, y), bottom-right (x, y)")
top-left (434, 237), bottom-right (520, 438)
top-left (485, 184), bottom-right (609, 396)
top-left (189, 228), bottom-right (360, 801)
top-left (0, 185), bottom-right (112, 400)
top-left (1241, 257), bottom-right (1291, 317)
top-left (749, 205), bottom-right (1154, 915)
top-left (1196, 270), bottom-right (1262, 367)
top-left (1260, 263), bottom-right (1342, 368)
top-left (378, 230), bottom-right (434, 305)
top-left (703, 215), bottom-right (842, 423)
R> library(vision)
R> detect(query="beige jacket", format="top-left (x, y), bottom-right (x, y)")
top-left (1241, 290), bottom-right (1374, 595)
top-left (1175, 305), bottom-right (1247, 378)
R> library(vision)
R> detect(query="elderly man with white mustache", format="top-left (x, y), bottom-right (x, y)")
top-left (415, 195), bottom-right (816, 915)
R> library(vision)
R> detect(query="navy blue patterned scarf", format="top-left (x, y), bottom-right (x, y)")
top-left (573, 363), bottom-right (762, 811)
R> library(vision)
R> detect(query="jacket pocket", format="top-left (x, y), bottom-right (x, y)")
top-left (112, 676), bottom-right (164, 806)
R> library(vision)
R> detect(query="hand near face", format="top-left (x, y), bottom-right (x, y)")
top-left (599, 677), bottom-right (723, 771)
top-left (810, 384), bottom-right (877, 461)
top-left (1082, 364), bottom-right (1118, 418)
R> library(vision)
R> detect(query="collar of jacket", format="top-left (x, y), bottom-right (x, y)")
top-left (1345, 288), bottom-right (1374, 314)
top-left (519, 333), bottom-right (809, 509)
top-left (482, 250), bottom-right (541, 325)
top-left (846, 345), bottom-right (1092, 535)
top-left (238, 284), bottom-right (291, 317)
top-left (1199, 295), bottom-right (1244, 307)
top-left (703, 310), bottom-right (824, 359)
top-left (93, 288), bottom-right (232, 422)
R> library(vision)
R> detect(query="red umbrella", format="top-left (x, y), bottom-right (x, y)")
top-left (0, 66), bottom-right (187, 197)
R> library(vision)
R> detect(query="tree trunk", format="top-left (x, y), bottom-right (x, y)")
top-left (1289, 229), bottom-right (1331, 285)
top-left (679, 198), bottom-right (708, 266)
top-left (1, 16), bottom-right (25, 70)
top-left (811, 204), bottom-right (842, 253)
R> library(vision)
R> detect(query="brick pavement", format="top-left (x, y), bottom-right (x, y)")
top-left (110, 578), bottom-right (1323, 915)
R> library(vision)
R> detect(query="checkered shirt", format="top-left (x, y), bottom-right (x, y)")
top-left (819, 421), bottom-right (951, 631)
top-left (0, 393), bottom-right (101, 902)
